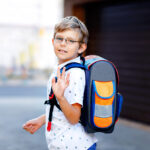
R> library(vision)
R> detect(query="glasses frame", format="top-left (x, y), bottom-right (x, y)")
top-left (54, 37), bottom-right (83, 45)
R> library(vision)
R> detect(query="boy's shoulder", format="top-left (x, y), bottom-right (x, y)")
top-left (68, 67), bottom-right (85, 78)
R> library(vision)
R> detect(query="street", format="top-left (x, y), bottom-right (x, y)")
top-left (0, 85), bottom-right (150, 150)
top-left (0, 97), bottom-right (48, 150)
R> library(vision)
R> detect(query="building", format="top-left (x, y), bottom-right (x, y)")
top-left (64, 0), bottom-right (150, 124)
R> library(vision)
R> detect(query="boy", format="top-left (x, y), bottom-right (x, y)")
top-left (23, 16), bottom-right (97, 150)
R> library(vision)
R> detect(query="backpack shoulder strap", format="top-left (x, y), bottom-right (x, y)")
top-left (60, 62), bottom-right (85, 73)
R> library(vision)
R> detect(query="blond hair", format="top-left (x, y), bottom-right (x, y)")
top-left (53, 16), bottom-right (89, 44)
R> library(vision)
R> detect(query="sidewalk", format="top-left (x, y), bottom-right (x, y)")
top-left (0, 97), bottom-right (150, 150)
top-left (96, 118), bottom-right (150, 150)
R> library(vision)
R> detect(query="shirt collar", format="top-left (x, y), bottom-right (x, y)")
top-left (58, 56), bottom-right (81, 69)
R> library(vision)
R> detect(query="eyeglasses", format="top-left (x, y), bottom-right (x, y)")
top-left (54, 37), bottom-right (82, 45)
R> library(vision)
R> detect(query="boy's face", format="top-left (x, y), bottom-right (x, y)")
top-left (52, 29), bottom-right (87, 64)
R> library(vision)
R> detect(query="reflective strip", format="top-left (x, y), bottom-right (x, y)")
top-left (95, 104), bottom-right (112, 118)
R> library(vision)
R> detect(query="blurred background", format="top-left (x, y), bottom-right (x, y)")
top-left (0, 0), bottom-right (63, 85)
top-left (0, 0), bottom-right (150, 150)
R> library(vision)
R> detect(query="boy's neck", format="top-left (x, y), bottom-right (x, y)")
top-left (58, 56), bottom-right (80, 67)
top-left (58, 56), bottom-right (80, 65)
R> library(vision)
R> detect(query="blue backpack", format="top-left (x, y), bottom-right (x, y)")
top-left (45, 55), bottom-right (123, 133)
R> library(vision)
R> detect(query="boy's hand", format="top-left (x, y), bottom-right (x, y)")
top-left (23, 116), bottom-right (45, 134)
top-left (52, 67), bottom-right (70, 100)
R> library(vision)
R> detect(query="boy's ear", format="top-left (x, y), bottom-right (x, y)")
top-left (52, 38), bottom-right (54, 46)
top-left (78, 43), bottom-right (87, 54)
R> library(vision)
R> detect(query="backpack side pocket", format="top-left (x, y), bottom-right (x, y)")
top-left (115, 93), bottom-right (123, 121)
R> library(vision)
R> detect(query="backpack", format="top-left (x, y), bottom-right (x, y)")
top-left (44, 55), bottom-right (123, 133)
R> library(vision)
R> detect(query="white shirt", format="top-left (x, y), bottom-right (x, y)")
top-left (45, 57), bottom-right (97, 150)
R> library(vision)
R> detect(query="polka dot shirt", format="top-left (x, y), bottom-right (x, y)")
top-left (45, 57), bottom-right (97, 150)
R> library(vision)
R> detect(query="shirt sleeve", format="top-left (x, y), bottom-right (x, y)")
top-left (64, 68), bottom-right (85, 106)
top-left (47, 79), bottom-right (50, 99)
top-left (46, 73), bottom-right (53, 99)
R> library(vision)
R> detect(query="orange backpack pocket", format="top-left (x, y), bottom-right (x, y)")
top-left (91, 80), bottom-right (116, 128)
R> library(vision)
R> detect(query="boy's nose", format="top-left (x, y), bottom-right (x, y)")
top-left (60, 39), bottom-right (67, 45)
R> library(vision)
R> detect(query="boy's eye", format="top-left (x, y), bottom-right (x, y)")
top-left (54, 37), bottom-right (82, 44)
top-left (56, 37), bottom-right (63, 41)
top-left (68, 39), bottom-right (75, 43)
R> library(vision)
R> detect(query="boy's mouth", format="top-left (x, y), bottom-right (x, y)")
top-left (58, 49), bottom-right (67, 53)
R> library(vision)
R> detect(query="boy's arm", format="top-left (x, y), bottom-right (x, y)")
top-left (58, 96), bottom-right (81, 124)
top-left (23, 114), bottom-right (46, 134)
top-left (52, 67), bottom-right (82, 125)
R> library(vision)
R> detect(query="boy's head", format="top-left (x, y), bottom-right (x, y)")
top-left (53, 16), bottom-right (89, 44)
top-left (52, 16), bottom-right (89, 64)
